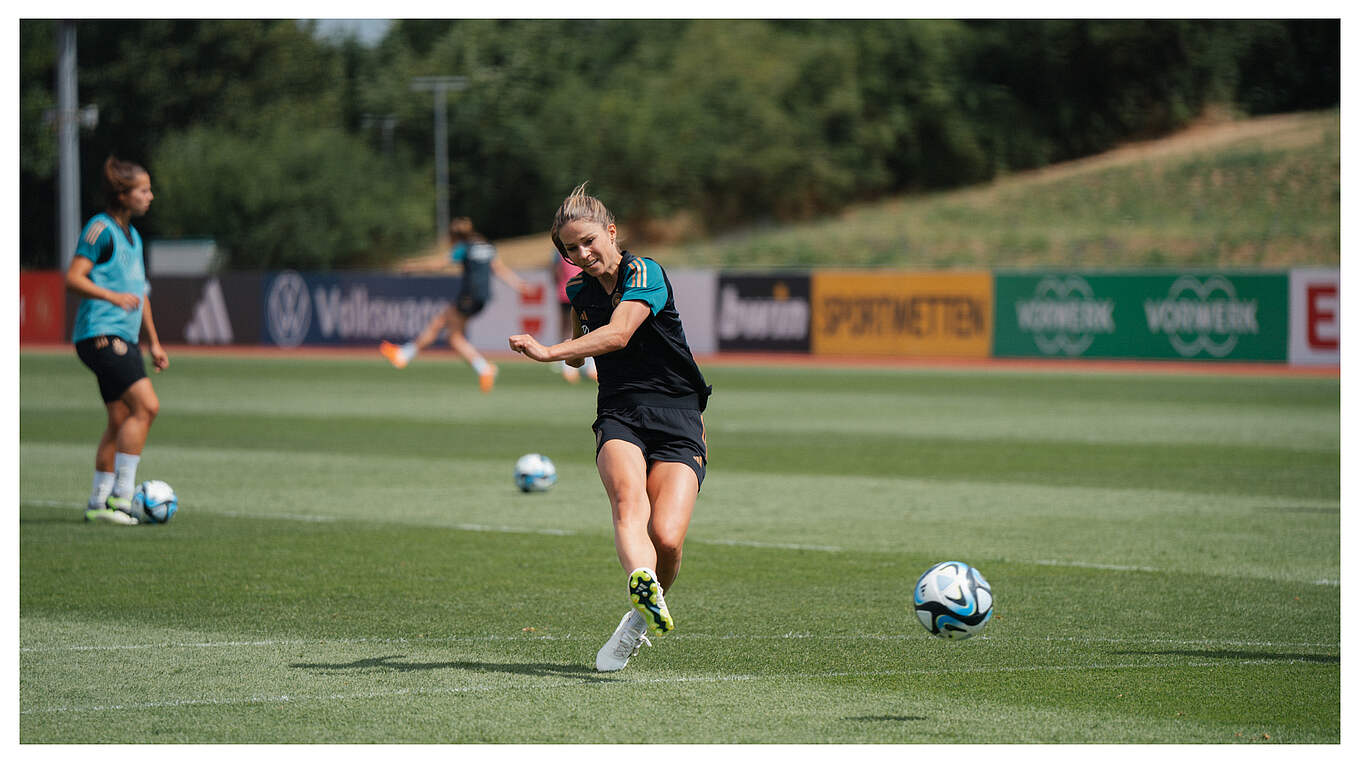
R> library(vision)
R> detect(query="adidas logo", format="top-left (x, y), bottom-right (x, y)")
top-left (184, 278), bottom-right (234, 344)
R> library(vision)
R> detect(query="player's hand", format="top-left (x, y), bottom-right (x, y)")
top-left (508, 333), bottom-right (551, 362)
top-left (108, 291), bottom-right (141, 311)
top-left (149, 344), bottom-right (169, 373)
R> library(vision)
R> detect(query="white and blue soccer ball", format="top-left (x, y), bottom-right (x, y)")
top-left (913, 560), bottom-right (993, 640)
top-left (514, 453), bottom-right (557, 493)
top-left (132, 479), bottom-right (178, 524)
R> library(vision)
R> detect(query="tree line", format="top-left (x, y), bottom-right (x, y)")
top-left (19, 19), bottom-right (1339, 271)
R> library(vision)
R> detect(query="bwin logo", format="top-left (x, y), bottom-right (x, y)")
top-left (1144, 275), bottom-right (1258, 358)
top-left (184, 278), bottom-right (234, 345)
top-left (266, 271), bottom-right (312, 348)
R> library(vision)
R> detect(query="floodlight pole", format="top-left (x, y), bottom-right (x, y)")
top-left (411, 76), bottom-right (467, 245)
top-left (56, 21), bottom-right (80, 271)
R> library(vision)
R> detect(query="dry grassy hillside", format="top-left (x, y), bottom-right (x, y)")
top-left (398, 109), bottom-right (1338, 273)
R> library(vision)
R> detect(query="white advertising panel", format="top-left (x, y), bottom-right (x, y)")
top-left (1288, 268), bottom-right (1339, 366)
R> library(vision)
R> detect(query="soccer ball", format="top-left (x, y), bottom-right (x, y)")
top-left (514, 453), bottom-right (557, 493)
top-left (132, 480), bottom-right (178, 524)
top-left (913, 560), bottom-right (993, 639)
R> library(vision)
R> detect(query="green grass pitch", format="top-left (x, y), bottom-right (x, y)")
top-left (17, 350), bottom-right (1339, 743)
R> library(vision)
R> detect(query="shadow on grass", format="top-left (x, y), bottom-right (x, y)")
top-left (843, 715), bottom-right (927, 722)
top-left (290, 654), bottom-right (610, 682)
top-left (1113, 649), bottom-right (1339, 665)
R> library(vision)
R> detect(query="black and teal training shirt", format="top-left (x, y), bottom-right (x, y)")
top-left (566, 251), bottom-right (711, 412)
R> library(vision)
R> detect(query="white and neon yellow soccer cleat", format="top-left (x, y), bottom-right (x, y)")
top-left (595, 609), bottom-right (650, 672)
top-left (628, 567), bottom-right (674, 637)
top-left (85, 497), bottom-right (139, 525)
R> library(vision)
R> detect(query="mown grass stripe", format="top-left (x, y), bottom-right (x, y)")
top-left (20, 633), bottom-right (1339, 655)
top-left (19, 657), bottom-right (1333, 716)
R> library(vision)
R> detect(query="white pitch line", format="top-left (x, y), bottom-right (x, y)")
top-left (1032, 559), bottom-right (1162, 572)
top-left (18, 657), bottom-right (1334, 716)
top-left (216, 510), bottom-right (338, 523)
top-left (700, 538), bottom-right (843, 552)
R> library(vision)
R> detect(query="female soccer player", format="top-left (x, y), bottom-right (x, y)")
top-left (381, 217), bottom-right (530, 392)
top-left (509, 184), bottom-right (711, 671)
top-left (66, 156), bottom-right (168, 525)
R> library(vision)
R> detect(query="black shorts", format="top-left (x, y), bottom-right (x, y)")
top-left (593, 405), bottom-right (708, 489)
top-left (76, 336), bottom-right (147, 403)
top-left (454, 294), bottom-right (486, 318)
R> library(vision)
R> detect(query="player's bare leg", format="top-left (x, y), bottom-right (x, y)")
top-left (88, 380), bottom-right (157, 526)
top-left (445, 311), bottom-right (497, 391)
top-left (598, 439), bottom-right (658, 573)
top-left (381, 308), bottom-right (450, 368)
top-left (95, 399), bottom-right (131, 474)
top-left (645, 462), bottom-right (699, 592)
top-left (114, 378), bottom-right (159, 458)
top-left (597, 440), bottom-right (675, 635)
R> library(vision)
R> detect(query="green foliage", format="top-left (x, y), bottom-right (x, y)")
top-left (152, 122), bottom-right (429, 269)
top-left (18, 19), bottom-right (1340, 270)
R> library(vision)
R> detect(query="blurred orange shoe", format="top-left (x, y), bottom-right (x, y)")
top-left (380, 341), bottom-right (408, 369)
top-left (479, 364), bottom-right (498, 393)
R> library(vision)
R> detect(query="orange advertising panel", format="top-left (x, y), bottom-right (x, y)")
top-left (811, 271), bottom-right (993, 357)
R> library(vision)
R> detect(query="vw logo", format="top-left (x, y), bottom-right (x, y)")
top-left (266, 271), bottom-right (312, 348)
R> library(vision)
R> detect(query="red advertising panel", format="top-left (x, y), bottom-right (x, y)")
top-left (20, 271), bottom-right (66, 343)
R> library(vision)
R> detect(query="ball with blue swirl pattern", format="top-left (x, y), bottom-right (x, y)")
top-left (514, 453), bottom-right (558, 493)
top-left (913, 561), bottom-right (993, 639)
top-left (131, 479), bottom-right (179, 524)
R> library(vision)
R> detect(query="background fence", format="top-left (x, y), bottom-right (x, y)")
top-left (20, 266), bottom-right (1338, 367)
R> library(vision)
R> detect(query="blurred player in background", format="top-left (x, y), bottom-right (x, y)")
top-left (65, 156), bottom-right (168, 525)
top-left (551, 251), bottom-right (597, 383)
top-left (509, 183), bottom-right (712, 672)
top-left (381, 217), bottom-right (531, 392)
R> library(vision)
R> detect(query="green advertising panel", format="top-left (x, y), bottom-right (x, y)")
top-left (994, 272), bottom-right (1288, 361)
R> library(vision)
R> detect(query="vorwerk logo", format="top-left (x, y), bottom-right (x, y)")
top-left (1014, 276), bottom-right (1115, 356)
top-left (1144, 275), bottom-right (1258, 358)
top-left (266, 271), bottom-right (312, 348)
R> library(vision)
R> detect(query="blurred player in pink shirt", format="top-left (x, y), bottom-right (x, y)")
top-left (554, 253), bottom-right (597, 383)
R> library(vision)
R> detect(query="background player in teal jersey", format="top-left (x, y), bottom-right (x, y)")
top-left (381, 217), bottom-right (530, 392)
top-left (509, 184), bottom-right (711, 672)
top-left (65, 156), bottom-right (168, 525)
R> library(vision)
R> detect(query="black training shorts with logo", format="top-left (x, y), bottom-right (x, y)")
top-left (76, 335), bottom-right (147, 403)
top-left (454, 293), bottom-right (486, 318)
top-left (593, 403), bottom-right (708, 489)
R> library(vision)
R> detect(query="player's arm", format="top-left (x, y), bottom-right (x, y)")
top-left (141, 296), bottom-right (169, 372)
top-left (64, 236), bottom-right (140, 311)
top-left (490, 256), bottom-right (533, 296)
top-left (509, 301), bottom-right (649, 364)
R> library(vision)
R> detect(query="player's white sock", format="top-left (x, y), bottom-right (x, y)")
top-left (89, 470), bottom-right (115, 509)
top-left (112, 453), bottom-right (141, 499)
top-left (400, 342), bottom-right (419, 362)
top-left (470, 356), bottom-right (491, 375)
